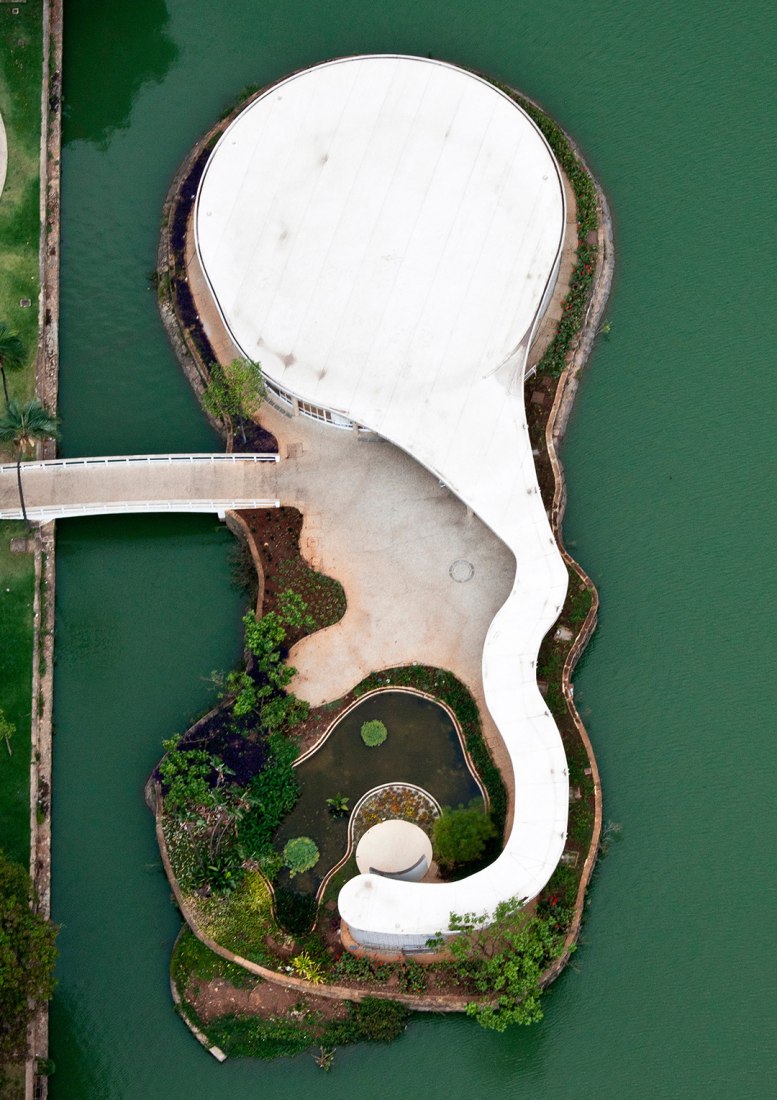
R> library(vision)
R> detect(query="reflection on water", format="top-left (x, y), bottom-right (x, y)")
top-left (62, 0), bottom-right (177, 147)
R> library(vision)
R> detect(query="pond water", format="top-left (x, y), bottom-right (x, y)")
top-left (50, 0), bottom-right (777, 1097)
top-left (274, 690), bottom-right (482, 896)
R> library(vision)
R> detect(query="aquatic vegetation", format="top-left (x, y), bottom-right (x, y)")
top-left (360, 719), bottom-right (387, 747)
top-left (283, 836), bottom-right (320, 877)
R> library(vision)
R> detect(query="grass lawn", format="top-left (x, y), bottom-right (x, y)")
top-left (0, 2), bottom-right (43, 402)
top-left (0, 0), bottom-right (43, 874)
top-left (0, 521), bottom-right (35, 865)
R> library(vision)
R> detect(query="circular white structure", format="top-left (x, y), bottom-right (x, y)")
top-left (196, 55), bottom-right (570, 951)
top-left (356, 820), bottom-right (433, 883)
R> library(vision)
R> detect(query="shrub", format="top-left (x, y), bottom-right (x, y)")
top-left (0, 850), bottom-right (58, 1063)
top-left (283, 836), bottom-right (320, 877)
top-left (326, 794), bottom-right (350, 817)
top-left (159, 747), bottom-right (217, 815)
top-left (433, 803), bottom-right (496, 869)
top-left (238, 734), bottom-right (300, 859)
top-left (334, 998), bottom-right (409, 1043)
top-left (291, 951), bottom-right (325, 984)
top-left (445, 898), bottom-right (567, 1030)
top-left (360, 719), bottom-right (388, 747)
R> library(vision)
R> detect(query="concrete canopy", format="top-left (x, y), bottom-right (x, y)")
top-left (195, 55), bottom-right (570, 947)
top-left (356, 820), bottom-right (433, 881)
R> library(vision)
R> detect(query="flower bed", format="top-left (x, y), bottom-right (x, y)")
top-left (351, 784), bottom-right (440, 846)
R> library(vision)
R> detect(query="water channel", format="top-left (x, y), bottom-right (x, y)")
top-left (50, 1), bottom-right (776, 1096)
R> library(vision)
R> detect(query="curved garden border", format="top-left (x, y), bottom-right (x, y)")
top-left (294, 685), bottom-right (489, 809)
top-left (315, 781), bottom-right (442, 904)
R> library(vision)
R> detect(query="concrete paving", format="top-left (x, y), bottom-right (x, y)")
top-left (263, 402), bottom-right (517, 797)
top-left (0, 423), bottom-right (517, 805)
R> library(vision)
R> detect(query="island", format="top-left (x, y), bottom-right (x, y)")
top-left (145, 53), bottom-right (613, 1063)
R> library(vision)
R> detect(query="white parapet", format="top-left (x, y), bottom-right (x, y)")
top-left (195, 55), bottom-right (569, 948)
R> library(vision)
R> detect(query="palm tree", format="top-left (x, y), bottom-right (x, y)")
top-left (0, 399), bottom-right (60, 528)
top-left (0, 323), bottom-right (25, 404)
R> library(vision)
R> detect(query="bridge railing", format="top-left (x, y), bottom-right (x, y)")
top-left (0, 453), bottom-right (280, 475)
top-left (0, 499), bottom-right (281, 521)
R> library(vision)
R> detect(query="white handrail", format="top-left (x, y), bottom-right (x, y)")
top-left (0, 452), bottom-right (279, 475)
top-left (0, 499), bottom-right (281, 520)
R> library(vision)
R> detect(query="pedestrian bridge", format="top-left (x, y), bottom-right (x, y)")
top-left (0, 453), bottom-right (281, 522)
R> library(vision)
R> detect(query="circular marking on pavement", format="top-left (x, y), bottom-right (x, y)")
top-left (449, 559), bottom-right (474, 583)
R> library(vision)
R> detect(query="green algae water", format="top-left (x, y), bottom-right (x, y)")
top-left (51, 0), bottom-right (777, 1096)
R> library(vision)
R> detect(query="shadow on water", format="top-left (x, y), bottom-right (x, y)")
top-left (62, 0), bottom-right (178, 148)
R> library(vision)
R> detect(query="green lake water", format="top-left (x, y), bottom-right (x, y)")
top-left (50, 0), bottom-right (776, 1096)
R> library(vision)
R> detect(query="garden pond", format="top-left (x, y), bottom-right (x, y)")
top-left (274, 690), bottom-right (484, 896)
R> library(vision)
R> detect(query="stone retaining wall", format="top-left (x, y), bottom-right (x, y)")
top-left (541, 146), bottom-right (614, 986)
top-left (27, 3), bottom-right (63, 1098)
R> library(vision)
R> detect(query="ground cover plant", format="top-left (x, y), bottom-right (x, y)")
top-left (351, 784), bottom-right (439, 843)
top-left (203, 996), bottom-right (409, 1062)
top-left (0, 526), bottom-right (35, 864)
top-left (496, 84), bottom-right (599, 379)
top-left (238, 507), bottom-right (346, 643)
top-left (0, 4), bottom-right (42, 402)
top-left (170, 928), bottom-right (411, 1065)
top-left (184, 872), bottom-right (280, 966)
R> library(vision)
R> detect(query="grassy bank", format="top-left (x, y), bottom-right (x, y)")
top-left (0, 526), bottom-right (34, 871)
top-left (0, 2), bottom-right (43, 399)
top-left (0, 0), bottom-right (44, 876)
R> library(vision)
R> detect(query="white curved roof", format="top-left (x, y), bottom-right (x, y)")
top-left (196, 55), bottom-right (570, 941)
top-left (356, 820), bottom-right (433, 877)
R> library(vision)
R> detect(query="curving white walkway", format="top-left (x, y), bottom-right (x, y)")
top-left (0, 453), bottom-right (280, 520)
top-left (196, 55), bottom-right (570, 948)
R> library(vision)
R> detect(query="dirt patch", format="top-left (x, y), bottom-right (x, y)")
top-left (192, 974), bottom-right (349, 1026)
top-left (239, 506), bottom-right (346, 647)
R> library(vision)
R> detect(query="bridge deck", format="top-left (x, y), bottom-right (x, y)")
top-left (0, 454), bottom-right (280, 520)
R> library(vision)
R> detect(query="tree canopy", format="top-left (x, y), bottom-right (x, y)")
top-left (442, 897), bottom-right (568, 1030)
top-left (0, 399), bottom-right (60, 525)
top-left (432, 803), bottom-right (496, 869)
top-left (0, 850), bottom-right (58, 1063)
